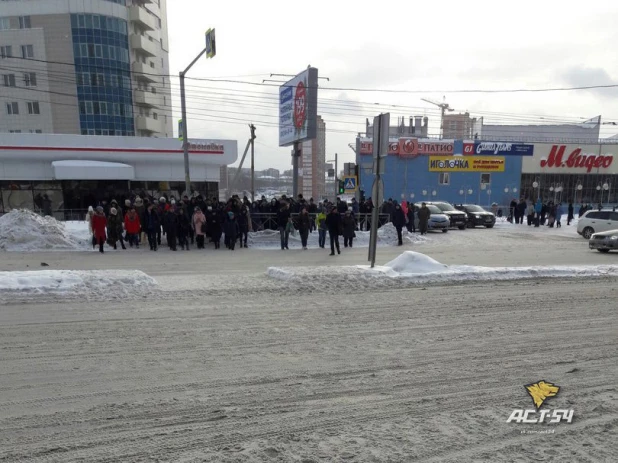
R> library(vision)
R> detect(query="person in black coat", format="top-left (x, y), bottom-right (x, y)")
top-left (237, 206), bottom-right (250, 248)
top-left (342, 210), bottom-right (357, 248)
top-left (224, 211), bottom-right (240, 250)
top-left (325, 207), bottom-right (342, 255)
top-left (392, 204), bottom-right (406, 246)
top-left (206, 207), bottom-right (223, 249)
top-left (567, 202), bottom-right (574, 225)
top-left (144, 204), bottom-right (161, 251)
top-left (297, 208), bottom-right (312, 250)
top-left (276, 202), bottom-right (291, 250)
top-left (176, 205), bottom-right (191, 250)
top-left (164, 207), bottom-right (178, 251)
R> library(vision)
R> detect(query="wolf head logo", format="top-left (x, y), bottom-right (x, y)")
top-left (525, 380), bottom-right (560, 409)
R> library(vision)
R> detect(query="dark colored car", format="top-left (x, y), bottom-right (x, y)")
top-left (454, 204), bottom-right (496, 228)
top-left (588, 229), bottom-right (618, 252)
top-left (426, 202), bottom-right (468, 230)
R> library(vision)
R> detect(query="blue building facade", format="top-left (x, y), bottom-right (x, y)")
top-left (70, 13), bottom-right (134, 136)
top-left (357, 139), bottom-right (528, 207)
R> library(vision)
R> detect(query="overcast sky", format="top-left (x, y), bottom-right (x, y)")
top-left (167, 0), bottom-right (618, 170)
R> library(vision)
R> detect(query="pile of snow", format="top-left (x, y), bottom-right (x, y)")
top-left (247, 223), bottom-right (426, 249)
top-left (0, 210), bottom-right (90, 251)
top-left (0, 269), bottom-right (158, 299)
top-left (267, 251), bottom-right (618, 286)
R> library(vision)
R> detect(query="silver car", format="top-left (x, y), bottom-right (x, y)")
top-left (588, 229), bottom-right (618, 253)
top-left (414, 204), bottom-right (450, 233)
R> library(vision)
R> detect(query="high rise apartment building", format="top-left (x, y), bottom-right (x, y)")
top-left (298, 115), bottom-right (326, 200)
top-left (0, 0), bottom-right (172, 137)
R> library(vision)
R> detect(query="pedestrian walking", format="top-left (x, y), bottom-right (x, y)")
top-left (325, 207), bottom-right (342, 255)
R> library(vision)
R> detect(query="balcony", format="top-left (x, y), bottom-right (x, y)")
top-left (135, 116), bottom-right (162, 133)
top-left (134, 89), bottom-right (160, 108)
top-left (129, 6), bottom-right (156, 31)
top-left (130, 34), bottom-right (158, 57)
top-left (132, 62), bottom-right (159, 83)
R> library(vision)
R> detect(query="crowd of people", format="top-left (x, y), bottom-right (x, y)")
top-left (499, 198), bottom-right (613, 228)
top-left (84, 192), bottom-right (436, 255)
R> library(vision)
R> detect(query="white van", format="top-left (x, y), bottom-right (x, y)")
top-left (577, 210), bottom-right (618, 239)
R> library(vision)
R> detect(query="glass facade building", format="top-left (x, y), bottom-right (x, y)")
top-left (71, 14), bottom-right (134, 136)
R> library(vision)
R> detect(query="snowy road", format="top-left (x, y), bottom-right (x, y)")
top-left (1, 275), bottom-right (617, 461)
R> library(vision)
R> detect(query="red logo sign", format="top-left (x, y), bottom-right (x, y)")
top-left (293, 82), bottom-right (306, 130)
top-left (399, 138), bottom-right (419, 157)
top-left (540, 145), bottom-right (614, 173)
top-left (463, 143), bottom-right (475, 155)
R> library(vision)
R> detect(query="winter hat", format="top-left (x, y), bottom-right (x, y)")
top-left (88, 206), bottom-right (94, 212)
top-left (207, 206), bottom-right (212, 211)
top-left (110, 207), bottom-right (117, 215)
top-left (111, 199), bottom-right (118, 205)
top-left (125, 199), bottom-right (131, 207)
top-left (159, 197), bottom-right (166, 203)
top-left (228, 211), bottom-right (234, 218)
top-left (171, 199), bottom-right (176, 205)
top-left (96, 206), bottom-right (104, 213)
top-left (134, 196), bottom-right (143, 206)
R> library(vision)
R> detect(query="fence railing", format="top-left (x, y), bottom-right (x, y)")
top-left (0, 209), bottom-right (392, 231)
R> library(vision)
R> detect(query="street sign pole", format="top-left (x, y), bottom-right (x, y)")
top-left (180, 29), bottom-right (216, 197)
top-left (369, 113), bottom-right (390, 268)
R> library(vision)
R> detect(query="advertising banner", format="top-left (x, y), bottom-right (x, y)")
top-left (359, 138), bottom-right (454, 157)
top-left (279, 67), bottom-right (319, 147)
top-left (473, 142), bottom-right (534, 156)
top-left (429, 156), bottom-right (506, 172)
top-left (522, 143), bottom-right (617, 174)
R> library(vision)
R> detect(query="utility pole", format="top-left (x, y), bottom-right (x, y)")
top-left (334, 152), bottom-right (338, 200)
top-left (179, 29), bottom-right (216, 197)
top-left (292, 141), bottom-right (301, 198)
top-left (250, 124), bottom-right (256, 202)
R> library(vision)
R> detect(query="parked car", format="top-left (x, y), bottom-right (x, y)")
top-left (413, 203), bottom-right (450, 232)
top-left (424, 201), bottom-right (468, 229)
top-left (588, 229), bottom-right (618, 252)
top-left (577, 210), bottom-right (618, 239)
top-left (454, 204), bottom-right (496, 228)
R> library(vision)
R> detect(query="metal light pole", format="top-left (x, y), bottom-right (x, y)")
top-left (180, 29), bottom-right (216, 197)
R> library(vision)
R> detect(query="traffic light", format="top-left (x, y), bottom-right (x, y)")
top-left (338, 179), bottom-right (345, 194)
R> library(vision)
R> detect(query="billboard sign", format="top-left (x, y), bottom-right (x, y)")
top-left (429, 156), bottom-right (505, 172)
top-left (522, 143), bottom-right (617, 174)
top-left (279, 67), bottom-right (319, 147)
top-left (473, 142), bottom-right (534, 156)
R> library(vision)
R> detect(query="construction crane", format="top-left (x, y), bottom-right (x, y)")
top-left (421, 96), bottom-right (454, 138)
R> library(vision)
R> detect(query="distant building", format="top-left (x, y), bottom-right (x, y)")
top-left (297, 115), bottom-right (326, 200)
top-left (443, 113), bottom-right (481, 139)
top-left (365, 116), bottom-right (429, 138)
top-left (261, 168), bottom-right (280, 179)
top-left (479, 116), bottom-right (601, 142)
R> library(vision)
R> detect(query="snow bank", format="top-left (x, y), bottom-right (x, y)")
top-left (267, 251), bottom-right (618, 286)
top-left (0, 269), bottom-right (158, 297)
top-left (247, 223), bottom-right (427, 249)
top-left (0, 210), bottom-right (90, 251)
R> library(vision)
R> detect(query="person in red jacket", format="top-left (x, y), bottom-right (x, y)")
top-left (91, 206), bottom-right (108, 254)
top-left (124, 207), bottom-right (141, 249)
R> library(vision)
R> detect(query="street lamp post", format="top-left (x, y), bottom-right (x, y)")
top-left (602, 182), bottom-right (610, 205)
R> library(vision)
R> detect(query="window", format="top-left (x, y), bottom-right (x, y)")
top-left (77, 15), bottom-right (86, 28)
top-left (9, 129), bottom-right (22, 133)
top-left (480, 173), bottom-right (491, 184)
top-left (153, 113), bottom-right (158, 120)
top-left (1, 45), bottom-right (12, 58)
top-left (100, 102), bottom-right (107, 115)
top-left (93, 102), bottom-right (100, 115)
top-left (23, 72), bottom-right (36, 86)
top-left (27, 102), bottom-right (40, 115)
top-left (29, 129), bottom-right (42, 133)
top-left (79, 102), bottom-right (86, 114)
top-left (19, 16), bottom-right (31, 29)
top-left (0, 18), bottom-right (10, 30)
top-left (21, 45), bottom-right (34, 58)
top-left (80, 44), bottom-right (88, 58)
top-left (85, 101), bottom-right (93, 115)
top-left (439, 172), bottom-right (450, 185)
top-left (6, 102), bottom-right (18, 115)
top-left (95, 44), bottom-right (102, 58)
top-left (2, 73), bottom-right (16, 87)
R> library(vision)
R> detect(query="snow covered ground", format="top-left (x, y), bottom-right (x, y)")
top-left (0, 269), bottom-right (157, 299)
top-left (268, 250), bottom-right (618, 286)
